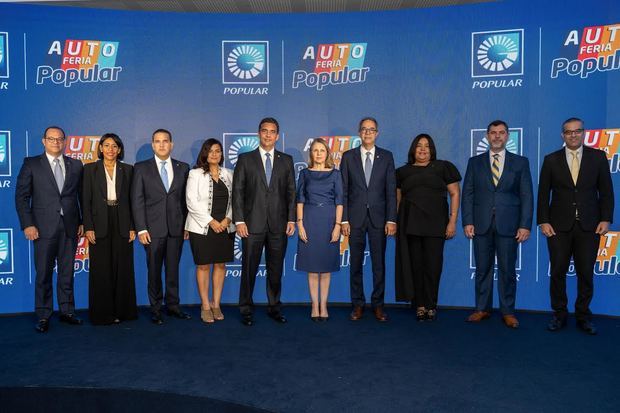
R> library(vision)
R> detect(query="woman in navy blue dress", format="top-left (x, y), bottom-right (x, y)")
top-left (296, 138), bottom-right (344, 321)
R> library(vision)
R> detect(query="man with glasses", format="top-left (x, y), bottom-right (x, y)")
top-left (341, 117), bottom-right (397, 322)
top-left (233, 117), bottom-right (296, 326)
top-left (462, 120), bottom-right (533, 329)
top-left (538, 117), bottom-right (614, 335)
top-left (15, 126), bottom-right (84, 332)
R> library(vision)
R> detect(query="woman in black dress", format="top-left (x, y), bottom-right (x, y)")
top-left (395, 134), bottom-right (461, 321)
top-left (185, 139), bottom-right (235, 323)
top-left (82, 133), bottom-right (137, 325)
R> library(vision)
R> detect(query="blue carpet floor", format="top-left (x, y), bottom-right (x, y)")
top-left (1, 306), bottom-right (619, 412)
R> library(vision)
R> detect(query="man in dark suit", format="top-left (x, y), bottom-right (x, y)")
top-left (15, 126), bottom-right (84, 332)
top-left (462, 120), bottom-right (533, 329)
top-left (131, 129), bottom-right (190, 325)
top-left (538, 117), bottom-right (614, 335)
top-left (233, 117), bottom-right (296, 326)
top-left (340, 117), bottom-right (397, 322)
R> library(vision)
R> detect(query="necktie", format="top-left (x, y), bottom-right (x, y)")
top-left (570, 151), bottom-right (579, 185)
top-left (53, 158), bottom-right (64, 193)
top-left (364, 151), bottom-right (372, 186)
top-left (265, 152), bottom-right (272, 185)
top-left (160, 161), bottom-right (169, 192)
top-left (491, 153), bottom-right (500, 186)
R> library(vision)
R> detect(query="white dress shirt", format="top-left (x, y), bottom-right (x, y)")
top-left (564, 145), bottom-right (583, 169)
top-left (46, 152), bottom-right (65, 179)
top-left (105, 164), bottom-right (117, 201)
top-left (489, 149), bottom-right (506, 178)
top-left (155, 155), bottom-right (174, 185)
top-left (258, 146), bottom-right (275, 172)
top-left (360, 145), bottom-right (376, 175)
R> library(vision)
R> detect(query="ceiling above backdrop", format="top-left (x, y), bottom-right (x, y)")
top-left (7, 0), bottom-right (497, 13)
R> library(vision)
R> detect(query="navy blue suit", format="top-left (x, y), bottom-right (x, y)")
top-left (461, 151), bottom-right (533, 315)
top-left (15, 154), bottom-right (83, 319)
top-left (131, 157), bottom-right (189, 314)
top-left (341, 146), bottom-right (397, 307)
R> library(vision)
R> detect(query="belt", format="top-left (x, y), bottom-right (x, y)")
top-left (105, 200), bottom-right (119, 206)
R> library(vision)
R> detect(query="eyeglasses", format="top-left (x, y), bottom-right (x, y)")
top-left (45, 137), bottom-right (65, 143)
top-left (360, 128), bottom-right (377, 134)
top-left (563, 129), bottom-right (584, 136)
top-left (260, 129), bottom-right (278, 135)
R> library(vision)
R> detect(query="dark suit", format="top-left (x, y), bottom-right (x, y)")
top-left (232, 148), bottom-right (296, 315)
top-left (340, 146), bottom-right (397, 307)
top-left (131, 157), bottom-right (189, 314)
top-left (82, 160), bottom-right (137, 324)
top-left (537, 146), bottom-right (614, 321)
top-left (461, 151), bottom-right (533, 315)
top-left (15, 154), bottom-right (83, 319)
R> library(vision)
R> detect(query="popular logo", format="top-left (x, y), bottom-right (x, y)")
top-left (36, 39), bottom-right (122, 87)
top-left (551, 24), bottom-right (620, 79)
top-left (223, 133), bottom-right (260, 168)
top-left (471, 128), bottom-right (523, 156)
top-left (293, 43), bottom-right (369, 91)
top-left (471, 29), bottom-right (524, 89)
top-left (469, 242), bottom-right (523, 281)
top-left (222, 41), bottom-right (269, 95)
top-left (584, 128), bottom-right (620, 173)
top-left (0, 228), bottom-right (13, 275)
top-left (0, 32), bottom-right (9, 79)
top-left (300, 136), bottom-right (362, 169)
top-left (64, 135), bottom-right (100, 164)
top-left (0, 130), bottom-right (11, 176)
top-left (226, 233), bottom-right (267, 278)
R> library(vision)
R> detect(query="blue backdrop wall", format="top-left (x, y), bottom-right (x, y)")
top-left (0, 0), bottom-right (619, 315)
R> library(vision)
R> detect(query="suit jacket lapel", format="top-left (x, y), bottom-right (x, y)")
top-left (559, 149), bottom-right (576, 187)
top-left (168, 160), bottom-right (180, 193)
top-left (368, 148), bottom-right (383, 187)
top-left (253, 149), bottom-right (268, 189)
top-left (356, 148), bottom-right (367, 186)
top-left (483, 152), bottom-right (495, 190)
top-left (115, 162), bottom-right (124, 197)
top-left (40, 155), bottom-right (60, 194)
top-left (95, 161), bottom-right (107, 198)
top-left (575, 147), bottom-right (591, 187)
top-left (497, 152), bottom-right (511, 188)
top-left (151, 158), bottom-right (167, 193)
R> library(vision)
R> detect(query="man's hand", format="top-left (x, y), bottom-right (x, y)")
top-left (596, 221), bottom-right (610, 235)
top-left (24, 226), bottom-right (39, 241)
top-left (77, 225), bottom-right (84, 238)
top-left (341, 223), bottom-right (351, 236)
top-left (539, 223), bottom-right (556, 238)
top-left (138, 231), bottom-right (151, 245)
top-left (515, 228), bottom-right (531, 243)
top-left (237, 223), bottom-right (249, 238)
top-left (129, 230), bottom-right (136, 243)
top-left (385, 222), bottom-right (397, 236)
top-left (85, 230), bottom-right (96, 245)
top-left (286, 222), bottom-right (296, 236)
top-left (464, 225), bottom-right (475, 239)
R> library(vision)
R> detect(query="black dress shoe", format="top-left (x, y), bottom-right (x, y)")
top-left (59, 313), bottom-right (83, 325)
top-left (35, 319), bottom-right (49, 333)
top-left (151, 313), bottom-right (164, 325)
top-left (319, 316), bottom-right (329, 322)
top-left (547, 316), bottom-right (567, 332)
top-left (268, 313), bottom-right (287, 323)
top-left (241, 314), bottom-right (253, 326)
top-left (577, 319), bottom-right (597, 335)
top-left (167, 309), bottom-right (192, 320)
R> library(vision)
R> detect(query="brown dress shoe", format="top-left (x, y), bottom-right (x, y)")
top-left (466, 311), bottom-right (491, 322)
top-left (350, 306), bottom-right (364, 321)
top-left (373, 306), bottom-right (388, 322)
top-left (502, 314), bottom-right (519, 329)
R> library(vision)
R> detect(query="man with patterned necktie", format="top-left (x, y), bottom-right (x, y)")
top-left (538, 117), bottom-right (614, 335)
top-left (15, 126), bottom-right (84, 333)
top-left (131, 129), bottom-right (190, 325)
top-left (462, 120), bottom-right (533, 329)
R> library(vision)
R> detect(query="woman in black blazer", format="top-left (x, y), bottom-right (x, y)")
top-left (82, 133), bottom-right (137, 325)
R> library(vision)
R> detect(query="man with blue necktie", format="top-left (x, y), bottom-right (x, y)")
top-left (15, 126), bottom-right (84, 332)
top-left (462, 120), bottom-right (533, 328)
top-left (341, 117), bottom-right (397, 322)
top-left (132, 129), bottom-right (190, 325)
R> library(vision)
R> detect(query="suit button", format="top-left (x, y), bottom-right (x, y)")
top-left (574, 189), bottom-right (578, 193)
top-left (572, 203), bottom-right (576, 206)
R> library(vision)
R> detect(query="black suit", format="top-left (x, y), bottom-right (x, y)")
top-left (15, 154), bottom-right (83, 319)
top-left (232, 148), bottom-right (296, 315)
top-left (82, 160), bottom-right (137, 324)
top-left (537, 146), bottom-right (614, 321)
top-left (131, 157), bottom-right (189, 314)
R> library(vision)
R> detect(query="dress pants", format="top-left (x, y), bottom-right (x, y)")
top-left (33, 216), bottom-right (78, 319)
top-left (145, 235), bottom-right (183, 314)
top-left (239, 231), bottom-right (287, 316)
top-left (408, 235), bottom-right (445, 310)
top-left (472, 218), bottom-right (518, 315)
top-left (349, 212), bottom-right (386, 308)
top-left (547, 220), bottom-right (599, 322)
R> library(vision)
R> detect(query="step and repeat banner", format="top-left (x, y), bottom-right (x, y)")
top-left (0, 0), bottom-right (619, 315)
